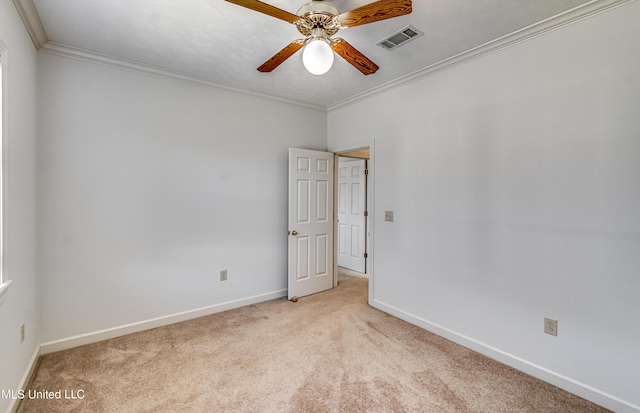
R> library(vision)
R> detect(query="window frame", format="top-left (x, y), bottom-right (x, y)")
top-left (0, 39), bottom-right (10, 299)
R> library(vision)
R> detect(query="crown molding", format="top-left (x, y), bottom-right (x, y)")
top-left (327, 0), bottom-right (635, 111)
top-left (12, 0), bottom-right (48, 49)
top-left (38, 42), bottom-right (326, 111)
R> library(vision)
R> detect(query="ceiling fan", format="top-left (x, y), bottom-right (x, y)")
top-left (225, 0), bottom-right (412, 75)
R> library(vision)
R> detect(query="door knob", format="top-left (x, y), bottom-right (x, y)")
top-left (291, 230), bottom-right (298, 236)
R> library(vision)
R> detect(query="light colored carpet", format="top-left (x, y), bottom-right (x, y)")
top-left (18, 270), bottom-right (609, 412)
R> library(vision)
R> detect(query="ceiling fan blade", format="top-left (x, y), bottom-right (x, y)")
top-left (225, 0), bottom-right (300, 24)
top-left (336, 0), bottom-right (412, 28)
top-left (257, 40), bottom-right (305, 72)
top-left (331, 39), bottom-right (379, 75)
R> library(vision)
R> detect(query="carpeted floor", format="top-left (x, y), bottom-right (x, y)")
top-left (18, 270), bottom-right (609, 412)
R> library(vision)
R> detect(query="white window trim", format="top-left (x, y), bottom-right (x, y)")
top-left (0, 38), bottom-right (9, 299)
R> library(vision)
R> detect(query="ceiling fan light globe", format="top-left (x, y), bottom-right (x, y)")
top-left (302, 39), bottom-right (334, 75)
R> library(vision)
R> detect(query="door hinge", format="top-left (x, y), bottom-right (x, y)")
top-left (364, 169), bottom-right (369, 175)
top-left (364, 211), bottom-right (368, 217)
top-left (364, 253), bottom-right (368, 258)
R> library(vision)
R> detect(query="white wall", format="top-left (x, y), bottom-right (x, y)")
top-left (329, 2), bottom-right (640, 412)
top-left (37, 54), bottom-right (327, 343)
top-left (0, 2), bottom-right (40, 413)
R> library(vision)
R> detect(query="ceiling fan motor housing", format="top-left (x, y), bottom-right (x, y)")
top-left (296, 1), bottom-right (340, 37)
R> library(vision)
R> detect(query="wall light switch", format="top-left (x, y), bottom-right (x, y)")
top-left (384, 211), bottom-right (394, 222)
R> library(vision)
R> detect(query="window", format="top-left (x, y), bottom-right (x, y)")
top-left (0, 41), bottom-right (10, 298)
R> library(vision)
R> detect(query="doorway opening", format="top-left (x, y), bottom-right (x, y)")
top-left (332, 144), bottom-right (373, 304)
top-left (286, 144), bottom-right (373, 303)
top-left (337, 155), bottom-right (368, 275)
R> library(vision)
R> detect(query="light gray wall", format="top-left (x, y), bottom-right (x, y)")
top-left (37, 53), bottom-right (327, 343)
top-left (329, 2), bottom-right (639, 411)
top-left (0, 2), bottom-right (39, 412)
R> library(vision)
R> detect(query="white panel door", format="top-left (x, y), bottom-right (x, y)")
top-left (288, 148), bottom-right (334, 300)
top-left (337, 158), bottom-right (366, 273)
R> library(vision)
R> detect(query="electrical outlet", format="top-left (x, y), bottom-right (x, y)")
top-left (20, 323), bottom-right (25, 343)
top-left (384, 211), bottom-right (394, 222)
top-left (220, 270), bottom-right (228, 281)
top-left (544, 317), bottom-right (558, 336)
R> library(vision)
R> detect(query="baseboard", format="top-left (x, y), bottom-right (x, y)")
top-left (7, 345), bottom-right (41, 413)
top-left (40, 289), bottom-right (288, 355)
top-left (371, 299), bottom-right (640, 413)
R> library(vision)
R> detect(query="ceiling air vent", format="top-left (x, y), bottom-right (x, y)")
top-left (377, 25), bottom-right (424, 50)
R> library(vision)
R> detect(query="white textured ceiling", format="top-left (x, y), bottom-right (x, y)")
top-left (29, 0), bottom-right (599, 108)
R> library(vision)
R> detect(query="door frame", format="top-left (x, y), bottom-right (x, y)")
top-left (329, 140), bottom-right (375, 305)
